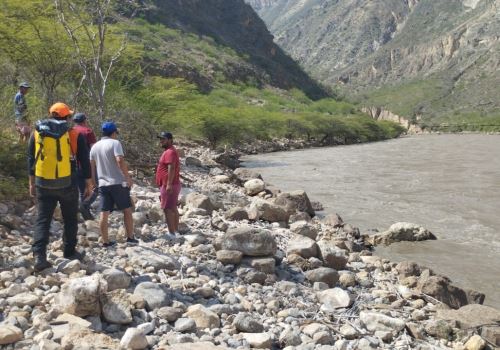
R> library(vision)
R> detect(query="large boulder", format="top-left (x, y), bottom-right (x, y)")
top-left (436, 304), bottom-right (500, 330)
top-left (289, 221), bottom-right (318, 240)
top-left (244, 179), bottom-right (266, 196)
top-left (101, 289), bottom-right (133, 324)
top-left (126, 246), bottom-right (179, 272)
top-left (370, 222), bottom-right (437, 246)
top-left (184, 304), bottom-right (220, 329)
top-left (316, 240), bottom-right (348, 270)
top-left (360, 312), bottom-right (406, 333)
top-left (248, 198), bottom-right (289, 223)
top-left (234, 168), bottom-right (262, 183)
top-left (120, 328), bottom-right (148, 350)
top-left (61, 325), bottom-right (119, 349)
top-left (133, 282), bottom-right (171, 311)
top-left (102, 268), bottom-right (131, 291)
top-left (185, 192), bottom-right (215, 214)
top-left (55, 275), bottom-right (106, 317)
top-left (218, 226), bottom-right (277, 257)
top-left (317, 288), bottom-right (354, 311)
top-left (224, 207), bottom-right (249, 221)
top-left (415, 274), bottom-right (472, 309)
top-left (305, 267), bottom-right (339, 287)
top-left (287, 235), bottom-right (318, 259)
top-left (233, 313), bottom-right (264, 333)
top-left (0, 325), bottom-right (23, 345)
top-left (274, 190), bottom-right (315, 217)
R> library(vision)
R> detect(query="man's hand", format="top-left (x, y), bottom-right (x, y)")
top-left (29, 176), bottom-right (35, 197)
top-left (84, 179), bottom-right (94, 200)
top-left (166, 183), bottom-right (173, 194)
top-left (126, 176), bottom-right (133, 189)
top-left (29, 184), bottom-right (36, 197)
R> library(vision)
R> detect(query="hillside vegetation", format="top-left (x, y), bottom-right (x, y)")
top-left (0, 0), bottom-right (403, 200)
top-left (250, 0), bottom-right (500, 131)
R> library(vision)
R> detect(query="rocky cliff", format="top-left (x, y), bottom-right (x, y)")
top-left (248, 0), bottom-right (500, 119)
top-left (143, 0), bottom-right (328, 99)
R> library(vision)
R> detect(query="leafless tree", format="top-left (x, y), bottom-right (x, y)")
top-left (53, 0), bottom-right (139, 120)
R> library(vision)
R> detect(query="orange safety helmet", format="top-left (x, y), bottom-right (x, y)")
top-left (49, 102), bottom-right (74, 118)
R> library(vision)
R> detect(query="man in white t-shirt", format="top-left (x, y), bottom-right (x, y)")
top-left (90, 121), bottom-right (137, 247)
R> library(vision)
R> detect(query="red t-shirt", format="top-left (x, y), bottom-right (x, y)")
top-left (73, 124), bottom-right (97, 149)
top-left (156, 146), bottom-right (180, 187)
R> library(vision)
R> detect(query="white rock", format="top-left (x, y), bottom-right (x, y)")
top-left (244, 179), bottom-right (265, 196)
top-left (0, 325), bottom-right (23, 345)
top-left (120, 328), bottom-right (148, 350)
top-left (360, 312), bottom-right (406, 333)
top-left (240, 332), bottom-right (273, 348)
top-left (317, 288), bottom-right (354, 311)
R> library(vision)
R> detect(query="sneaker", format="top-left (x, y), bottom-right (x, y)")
top-left (79, 203), bottom-right (94, 221)
top-left (64, 250), bottom-right (86, 261)
top-left (126, 237), bottom-right (139, 244)
top-left (102, 241), bottom-right (117, 248)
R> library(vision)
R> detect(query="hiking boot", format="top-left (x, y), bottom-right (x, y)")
top-left (34, 255), bottom-right (52, 272)
top-left (64, 250), bottom-right (86, 261)
top-left (79, 203), bottom-right (94, 221)
top-left (126, 237), bottom-right (139, 245)
top-left (102, 241), bottom-right (117, 248)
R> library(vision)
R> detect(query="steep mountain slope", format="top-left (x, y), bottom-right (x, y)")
top-left (142, 0), bottom-right (327, 99)
top-left (249, 0), bottom-right (500, 121)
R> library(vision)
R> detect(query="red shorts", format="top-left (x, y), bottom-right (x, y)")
top-left (160, 183), bottom-right (181, 210)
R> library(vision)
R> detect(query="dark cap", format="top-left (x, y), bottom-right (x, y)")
top-left (157, 131), bottom-right (173, 140)
top-left (73, 113), bottom-right (86, 123)
top-left (102, 121), bottom-right (118, 134)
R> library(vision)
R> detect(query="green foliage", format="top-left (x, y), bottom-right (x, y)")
top-left (420, 112), bottom-right (500, 132)
top-left (129, 78), bottom-right (404, 149)
top-left (0, 132), bottom-right (28, 200)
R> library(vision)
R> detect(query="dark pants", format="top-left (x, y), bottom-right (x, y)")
top-left (77, 168), bottom-right (97, 208)
top-left (33, 185), bottom-right (79, 256)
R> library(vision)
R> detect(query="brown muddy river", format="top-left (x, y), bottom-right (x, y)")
top-left (242, 134), bottom-right (500, 308)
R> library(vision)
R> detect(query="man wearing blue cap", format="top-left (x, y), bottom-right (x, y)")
top-left (14, 82), bottom-right (31, 143)
top-left (89, 121), bottom-right (137, 247)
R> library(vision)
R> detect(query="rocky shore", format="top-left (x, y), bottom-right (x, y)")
top-left (0, 145), bottom-right (499, 350)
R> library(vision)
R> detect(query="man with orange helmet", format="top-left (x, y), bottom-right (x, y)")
top-left (27, 102), bottom-right (93, 271)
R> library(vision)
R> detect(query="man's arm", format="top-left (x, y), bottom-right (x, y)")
top-left (116, 156), bottom-right (133, 188)
top-left (27, 133), bottom-right (36, 197)
top-left (166, 163), bottom-right (176, 193)
top-left (90, 159), bottom-right (97, 190)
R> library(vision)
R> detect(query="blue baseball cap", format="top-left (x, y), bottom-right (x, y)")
top-left (102, 121), bottom-right (118, 134)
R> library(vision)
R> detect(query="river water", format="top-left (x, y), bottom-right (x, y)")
top-left (242, 134), bottom-right (500, 308)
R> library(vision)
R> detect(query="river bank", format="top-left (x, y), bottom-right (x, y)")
top-left (0, 145), bottom-right (498, 349)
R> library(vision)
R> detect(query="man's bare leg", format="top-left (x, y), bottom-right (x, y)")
top-left (164, 208), bottom-right (177, 234)
top-left (123, 207), bottom-right (134, 238)
top-left (100, 211), bottom-right (110, 243)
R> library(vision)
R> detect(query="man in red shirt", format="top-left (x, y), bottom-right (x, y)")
top-left (73, 113), bottom-right (97, 220)
top-left (156, 132), bottom-right (181, 234)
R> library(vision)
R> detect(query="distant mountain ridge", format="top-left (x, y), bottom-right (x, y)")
top-left (248, 0), bottom-right (500, 120)
top-left (143, 0), bottom-right (327, 99)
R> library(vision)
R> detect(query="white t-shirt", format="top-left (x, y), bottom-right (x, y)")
top-left (90, 137), bottom-right (125, 187)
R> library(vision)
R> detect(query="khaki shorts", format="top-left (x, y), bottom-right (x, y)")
top-left (15, 120), bottom-right (31, 136)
